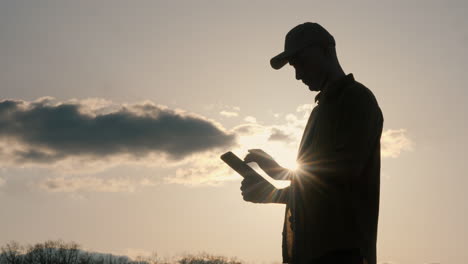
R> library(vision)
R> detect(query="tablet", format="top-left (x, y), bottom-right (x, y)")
top-left (220, 151), bottom-right (263, 180)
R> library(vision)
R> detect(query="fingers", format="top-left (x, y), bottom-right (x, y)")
top-left (240, 178), bottom-right (246, 192)
top-left (247, 149), bottom-right (266, 158)
top-left (244, 150), bottom-right (268, 163)
top-left (240, 178), bottom-right (258, 191)
top-left (244, 153), bottom-right (263, 164)
top-left (240, 177), bottom-right (262, 199)
top-left (241, 181), bottom-right (258, 202)
top-left (240, 176), bottom-right (276, 203)
top-left (248, 148), bottom-right (264, 153)
top-left (247, 149), bottom-right (273, 160)
top-left (243, 153), bottom-right (254, 163)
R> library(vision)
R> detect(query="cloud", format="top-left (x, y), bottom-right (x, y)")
top-left (203, 103), bottom-right (240, 113)
top-left (38, 175), bottom-right (158, 193)
top-left (219, 111), bottom-right (239, 117)
top-left (231, 123), bottom-right (266, 136)
top-left (165, 152), bottom-right (238, 186)
top-left (0, 98), bottom-right (241, 192)
top-left (268, 127), bottom-right (295, 143)
top-left (0, 98), bottom-right (236, 166)
top-left (218, 105), bottom-right (241, 118)
top-left (296, 103), bottom-right (314, 118)
top-left (243, 116), bottom-right (257, 123)
top-left (381, 129), bottom-right (413, 158)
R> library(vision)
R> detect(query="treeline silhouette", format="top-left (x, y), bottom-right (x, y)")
top-left (0, 240), bottom-right (242, 264)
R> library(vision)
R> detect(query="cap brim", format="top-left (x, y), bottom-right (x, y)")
top-left (270, 49), bottom-right (297, 70)
top-left (270, 51), bottom-right (291, 70)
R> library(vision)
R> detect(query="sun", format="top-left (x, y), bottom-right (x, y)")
top-left (262, 141), bottom-right (299, 171)
top-left (275, 151), bottom-right (299, 171)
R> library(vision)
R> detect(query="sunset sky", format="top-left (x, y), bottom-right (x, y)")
top-left (1, 1), bottom-right (467, 264)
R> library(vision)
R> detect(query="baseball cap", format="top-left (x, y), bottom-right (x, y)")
top-left (270, 22), bottom-right (336, 70)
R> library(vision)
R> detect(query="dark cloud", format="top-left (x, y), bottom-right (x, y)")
top-left (0, 99), bottom-right (236, 163)
top-left (268, 127), bottom-right (294, 143)
top-left (231, 123), bottom-right (265, 136)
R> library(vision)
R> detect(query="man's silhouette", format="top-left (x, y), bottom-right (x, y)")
top-left (240, 22), bottom-right (384, 264)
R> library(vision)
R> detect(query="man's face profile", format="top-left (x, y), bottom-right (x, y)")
top-left (288, 45), bottom-right (329, 92)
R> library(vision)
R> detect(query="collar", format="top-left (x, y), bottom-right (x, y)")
top-left (314, 73), bottom-right (355, 104)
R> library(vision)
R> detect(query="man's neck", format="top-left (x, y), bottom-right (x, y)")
top-left (320, 68), bottom-right (346, 92)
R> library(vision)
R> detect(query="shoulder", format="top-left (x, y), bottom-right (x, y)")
top-left (341, 81), bottom-right (381, 112)
top-left (344, 81), bottom-right (378, 105)
top-left (340, 81), bottom-right (384, 126)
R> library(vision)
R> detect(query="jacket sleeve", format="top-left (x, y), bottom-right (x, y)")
top-left (269, 186), bottom-right (290, 204)
top-left (247, 180), bottom-right (290, 204)
top-left (296, 88), bottom-right (383, 188)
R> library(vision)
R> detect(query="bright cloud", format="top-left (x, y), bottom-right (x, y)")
top-left (219, 111), bottom-right (239, 117)
top-left (243, 116), bottom-right (257, 123)
top-left (166, 152), bottom-right (238, 186)
top-left (381, 129), bottom-right (413, 158)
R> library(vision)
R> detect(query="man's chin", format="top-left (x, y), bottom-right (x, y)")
top-left (307, 84), bottom-right (319, 92)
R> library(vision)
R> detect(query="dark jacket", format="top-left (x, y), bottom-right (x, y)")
top-left (280, 73), bottom-right (384, 264)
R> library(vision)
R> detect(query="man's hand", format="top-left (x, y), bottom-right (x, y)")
top-left (243, 149), bottom-right (286, 179)
top-left (240, 176), bottom-right (276, 203)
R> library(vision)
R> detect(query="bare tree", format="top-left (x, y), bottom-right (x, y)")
top-left (24, 241), bottom-right (51, 264)
top-left (56, 240), bottom-right (80, 264)
top-left (1, 241), bottom-right (24, 264)
top-left (178, 253), bottom-right (242, 264)
top-left (132, 251), bottom-right (166, 264)
top-left (77, 252), bottom-right (92, 264)
top-left (21, 240), bottom-right (82, 264)
top-left (1, 241), bottom-right (244, 264)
